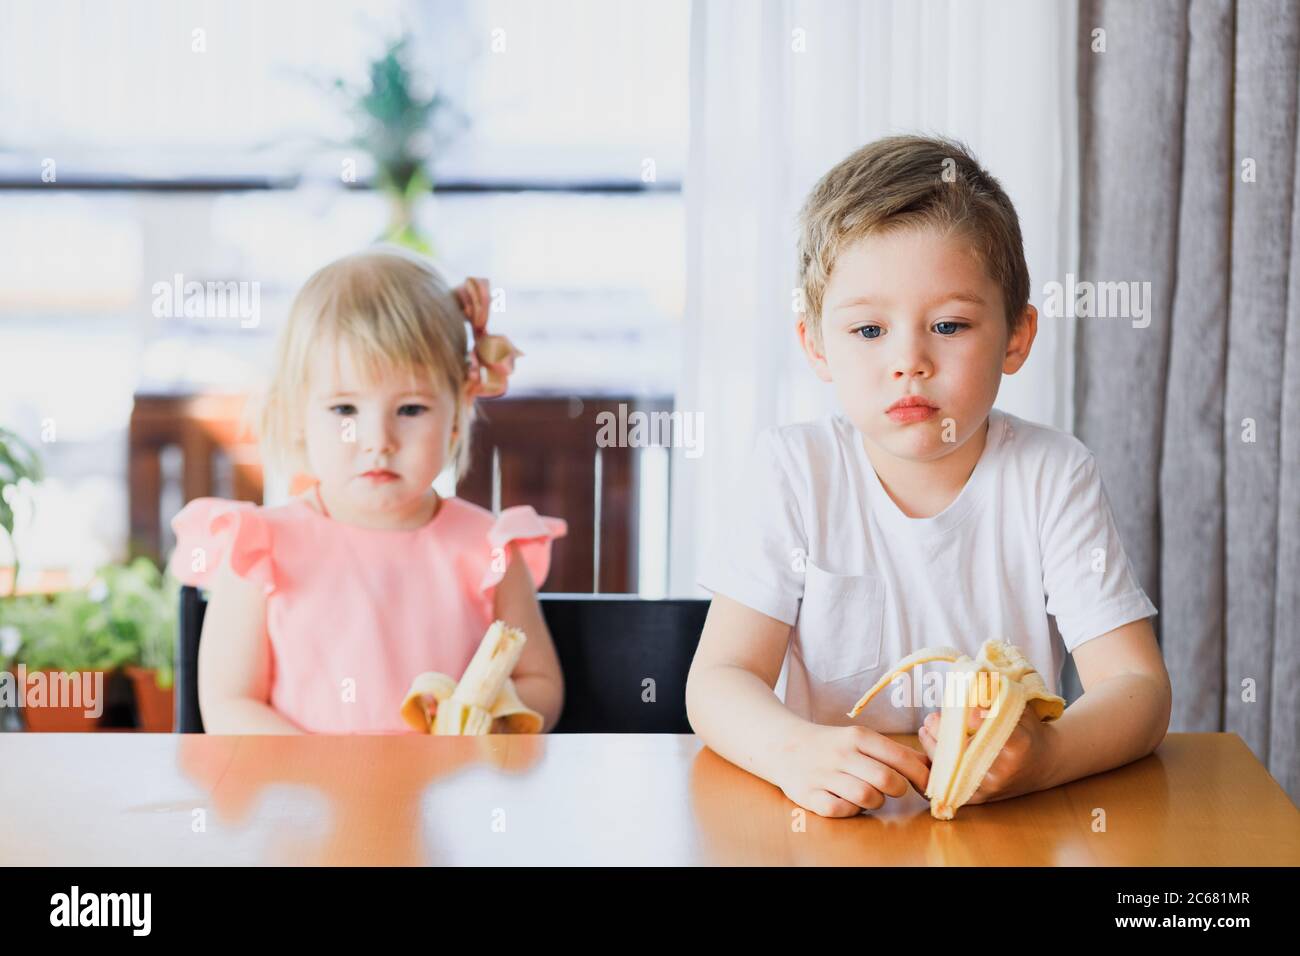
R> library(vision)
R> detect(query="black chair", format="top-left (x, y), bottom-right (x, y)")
top-left (176, 585), bottom-right (709, 734)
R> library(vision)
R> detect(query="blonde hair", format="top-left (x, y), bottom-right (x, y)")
top-left (797, 134), bottom-right (1030, 348)
top-left (250, 245), bottom-right (477, 486)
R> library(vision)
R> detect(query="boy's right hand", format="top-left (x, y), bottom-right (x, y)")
top-left (773, 723), bottom-right (931, 818)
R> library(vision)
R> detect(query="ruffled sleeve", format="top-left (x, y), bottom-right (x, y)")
top-left (478, 505), bottom-right (567, 593)
top-left (167, 497), bottom-right (274, 591)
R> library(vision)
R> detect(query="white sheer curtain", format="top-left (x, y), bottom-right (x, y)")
top-left (670, 0), bottom-right (1079, 596)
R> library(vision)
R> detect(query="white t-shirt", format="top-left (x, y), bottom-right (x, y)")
top-left (696, 407), bottom-right (1158, 732)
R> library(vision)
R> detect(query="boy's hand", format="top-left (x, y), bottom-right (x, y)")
top-left (917, 706), bottom-right (1055, 804)
top-left (774, 723), bottom-right (931, 818)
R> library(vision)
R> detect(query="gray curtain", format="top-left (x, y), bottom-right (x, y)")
top-left (1077, 0), bottom-right (1298, 802)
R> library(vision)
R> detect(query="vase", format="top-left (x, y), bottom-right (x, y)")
top-left (11, 666), bottom-right (113, 732)
top-left (126, 665), bottom-right (175, 732)
top-left (379, 170), bottom-right (434, 255)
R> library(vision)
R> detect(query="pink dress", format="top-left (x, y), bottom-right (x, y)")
top-left (167, 494), bottom-right (567, 734)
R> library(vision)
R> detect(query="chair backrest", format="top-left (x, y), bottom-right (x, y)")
top-left (544, 594), bottom-right (709, 733)
top-left (177, 584), bottom-right (206, 733)
top-left (176, 585), bottom-right (708, 734)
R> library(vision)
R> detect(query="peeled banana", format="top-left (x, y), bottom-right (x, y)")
top-left (847, 639), bottom-right (1065, 820)
top-left (400, 621), bottom-right (544, 735)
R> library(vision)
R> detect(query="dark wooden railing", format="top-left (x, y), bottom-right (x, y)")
top-left (128, 392), bottom-right (671, 593)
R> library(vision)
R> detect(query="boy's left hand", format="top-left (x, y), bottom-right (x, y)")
top-left (917, 705), bottom-right (1055, 803)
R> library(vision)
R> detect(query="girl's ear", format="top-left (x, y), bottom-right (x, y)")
top-left (459, 365), bottom-right (484, 408)
top-left (451, 380), bottom-right (474, 431)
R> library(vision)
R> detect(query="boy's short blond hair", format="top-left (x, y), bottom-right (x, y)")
top-left (797, 134), bottom-right (1030, 348)
top-left (251, 245), bottom-right (477, 485)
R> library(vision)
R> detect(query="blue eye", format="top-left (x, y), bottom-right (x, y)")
top-left (329, 404), bottom-right (357, 416)
top-left (397, 404), bottom-right (428, 417)
top-left (935, 321), bottom-right (968, 335)
top-left (853, 325), bottom-right (883, 340)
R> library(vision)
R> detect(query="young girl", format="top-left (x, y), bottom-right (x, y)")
top-left (167, 245), bottom-right (567, 734)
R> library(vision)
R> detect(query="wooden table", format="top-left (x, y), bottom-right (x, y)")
top-left (1, 733), bottom-right (1295, 866)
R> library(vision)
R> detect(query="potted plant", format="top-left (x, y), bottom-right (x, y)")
top-left (5, 587), bottom-right (134, 732)
top-left (98, 558), bottom-right (180, 732)
top-left (0, 425), bottom-right (44, 597)
top-left (0, 425), bottom-right (42, 730)
top-left (330, 34), bottom-right (467, 254)
top-left (0, 596), bottom-right (35, 731)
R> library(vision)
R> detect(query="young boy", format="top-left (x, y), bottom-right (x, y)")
top-left (686, 135), bottom-right (1171, 818)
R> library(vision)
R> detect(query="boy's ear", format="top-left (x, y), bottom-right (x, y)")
top-left (797, 317), bottom-right (834, 383)
top-left (1002, 304), bottom-right (1038, 375)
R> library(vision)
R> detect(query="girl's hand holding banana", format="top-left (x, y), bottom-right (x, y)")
top-left (400, 621), bottom-right (544, 735)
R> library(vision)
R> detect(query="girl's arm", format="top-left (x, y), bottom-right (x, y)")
top-left (197, 556), bottom-right (304, 734)
top-left (492, 542), bottom-right (564, 732)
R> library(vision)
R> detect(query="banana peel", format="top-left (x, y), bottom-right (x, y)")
top-left (847, 639), bottom-right (1065, 820)
top-left (400, 621), bottom-right (544, 735)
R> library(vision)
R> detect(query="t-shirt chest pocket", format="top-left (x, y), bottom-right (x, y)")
top-left (794, 561), bottom-right (887, 683)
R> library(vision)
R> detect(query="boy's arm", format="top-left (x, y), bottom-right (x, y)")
top-left (685, 593), bottom-right (814, 784)
top-left (1034, 616), bottom-right (1171, 791)
top-left (687, 593), bottom-right (930, 813)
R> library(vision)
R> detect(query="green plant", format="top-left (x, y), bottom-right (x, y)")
top-left (95, 558), bottom-right (179, 689)
top-left (329, 33), bottom-right (467, 253)
top-left (0, 557), bottom-right (178, 682)
top-left (4, 591), bottom-right (132, 672)
top-left (0, 426), bottom-right (44, 597)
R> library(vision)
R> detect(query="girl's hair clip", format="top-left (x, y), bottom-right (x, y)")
top-left (456, 277), bottom-right (523, 399)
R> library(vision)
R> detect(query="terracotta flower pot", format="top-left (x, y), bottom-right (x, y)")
top-left (125, 666), bottom-right (175, 733)
top-left (9, 667), bottom-right (113, 732)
